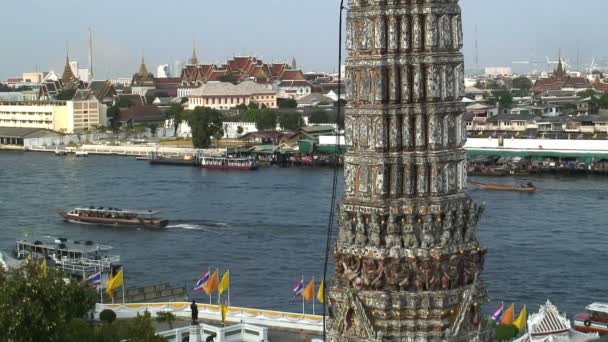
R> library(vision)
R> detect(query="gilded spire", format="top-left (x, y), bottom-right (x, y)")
top-left (62, 51), bottom-right (79, 90)
top-left (138, 55), bottom-right (149, 76)
top-left (191, 41), bottom-right (199, 65)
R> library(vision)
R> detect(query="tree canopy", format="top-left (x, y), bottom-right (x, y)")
top-left (0, 262), bottom-right (97, 342)
top-left (188, 107), bottom-right (224, 148)
top-left (277, 98), bottom-right (298, 109)
top-left (166, 103), bottom-right (185, 135)
top-left (278, 112), bottom-right (303, 131)
top-left (255, 108), bottom-right (277, 130)
top-left (308, 110), bottom-right (331, 124)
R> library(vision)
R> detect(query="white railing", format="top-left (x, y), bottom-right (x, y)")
top-left (157, 323), bottom-right (268, 342)
top-left (95, 302), bottom-right (323, 332)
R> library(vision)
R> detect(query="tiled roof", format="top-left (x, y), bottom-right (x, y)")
top-left (118, 105), bottom-right (165, 123)
top-left (190, 81), bottom-right (276, 97)
top-left (279, 70), bottom-right (305, 81)
top-left (279, 80), bottom-right (312, 88)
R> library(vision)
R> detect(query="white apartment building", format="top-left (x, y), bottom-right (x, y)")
top-left (0, 91), bottom-right (105, 133)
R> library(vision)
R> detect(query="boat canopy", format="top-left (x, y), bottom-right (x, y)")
top-left (17, 236), bottom-right (113, 255)
top-left (586, 302), bottom-right (608, 314)
top-left (72, 207), bottom-right (159, 215)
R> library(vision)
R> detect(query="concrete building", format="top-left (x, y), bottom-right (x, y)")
top-left (484, 66), bottom-right (512, 77)
top-left (157, 64), bottom-right (170, 78)
top-left (0, 92), bottom-right (104, 133)
top-left (187, 81), bottom-right (277, 110)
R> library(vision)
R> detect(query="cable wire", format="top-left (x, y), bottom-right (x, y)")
top-left (322, 1), bottom-right (345, 340)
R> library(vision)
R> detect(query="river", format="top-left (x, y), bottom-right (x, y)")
top-left (0, 151), bottom-right (606, 317)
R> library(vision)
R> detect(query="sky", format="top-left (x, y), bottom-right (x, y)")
top-left (0, 0), bottom-right (607, 80)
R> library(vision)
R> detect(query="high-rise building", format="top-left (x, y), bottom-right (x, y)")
top-left (156, 64), bottom-right (170, 78)
top-left (328, 1), bottom-right (489, 341)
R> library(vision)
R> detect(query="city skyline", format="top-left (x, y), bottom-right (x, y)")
top-left (1, 0), bottom-right (607, 80)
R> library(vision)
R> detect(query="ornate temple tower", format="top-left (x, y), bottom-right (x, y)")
top-left (328, 1), bottom-right (489, 341)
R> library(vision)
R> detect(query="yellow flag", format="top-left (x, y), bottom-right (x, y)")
top-left (317, 279), bottom-right (324, 304)
top-left (501, 304), bottom-right (515, 325)
top-left (218, 271), bottom-right (230, 295)
top-left (514, 305), bottom-right (527, 333)
top-left (477, 130), bottom-right (484, 136)
top-left (105, 269), bottom-right (124, 296)
top-left (301, 278), bottom-right (314, 302)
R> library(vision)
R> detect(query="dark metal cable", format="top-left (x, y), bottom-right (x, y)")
top-left (322, 1), bottom-right (345, 340)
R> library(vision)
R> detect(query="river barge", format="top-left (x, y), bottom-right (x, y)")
top-left (574, 303), bottom-right (608, 335)
top-left (62, 207), bottom-right (169, 229)
top-left (200, 156), bottom-right (258, 171)
top-left (471, 181), bottom-right (537, 192)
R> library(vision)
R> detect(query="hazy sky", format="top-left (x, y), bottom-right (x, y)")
top-left (0, 0), bottom-right (606, 80)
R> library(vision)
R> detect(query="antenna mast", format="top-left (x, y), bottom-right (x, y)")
top-left (88, 27), bottom-right (94, 81)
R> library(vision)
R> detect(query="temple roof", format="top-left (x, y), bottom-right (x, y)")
top-left (132, 56), bottom-right (155, 87)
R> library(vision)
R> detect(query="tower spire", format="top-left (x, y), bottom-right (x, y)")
top-left (62, 48), bottom-right (78, 90)
top-left (191, 41), bottom-right (199, 65)
top-left (328, 1), bottom-right (488, 341)
top-left (139, 51), bottom-right (149, 76)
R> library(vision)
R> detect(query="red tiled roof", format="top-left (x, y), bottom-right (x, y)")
top-left (118, 105), bottom-right (165, 123)
top-left (279, 70), bottom-right (305, 81)
top-left (592, 81), bottom-right (608, 93)
top-left (533, 76), bottom-right (590, 93)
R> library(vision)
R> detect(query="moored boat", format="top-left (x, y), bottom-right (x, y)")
top-left (574, 302), bottom-right (608, 335)
top-left (471, 181), bottom-right (537, 192)
top-left (200, 155), bottom-right (258, 171)
top-left (62, 207), bottom-right (169, 229)
top-left (15, 236), bottom-right (119, 278)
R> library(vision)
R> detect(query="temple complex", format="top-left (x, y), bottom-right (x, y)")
top-left (328, 1), bottom-right (489, 341)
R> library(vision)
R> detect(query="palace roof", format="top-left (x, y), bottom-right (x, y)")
top-left (131, 57), bottom-right (155, 87)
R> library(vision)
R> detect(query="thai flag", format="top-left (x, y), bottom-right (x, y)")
top-left (193, 271), bottom-right (210, 291)
top-left (491, 303), bottom-right (504, 322)
top-left (292, 278), bottom-right (304, 298)
top-left (87, 271), bottom-right (102, 288)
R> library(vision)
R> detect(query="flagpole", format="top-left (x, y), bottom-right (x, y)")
top-left (301, 275), bottom-right (305, 316)
top-left (312, 276), bottom-right (315, 316)
top-left (208, 267), bottom-right (211, 305)
top-left (122, 271), bottom-right (125, 304)
top-left (227, 268), bottom-right (230, 306)
top-left (99, 268), bottom-right (103, 304)
top-left (217, 268), bottom-right (221, 305)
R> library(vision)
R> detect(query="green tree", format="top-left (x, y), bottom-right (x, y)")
top-left (486, 90), bottom-right (513, 109)
top-left (240, 108), bottom-right (259, 122)
top-left (278, 111), bottom-right (303, 131)
top-left (256, 109), bottom-right (277, 130)
top-left (126, 311), bottom-right (167, 342)
top-left (494, 324), bottom-right (518, 341)
top-left (166, 103), bottom-right (184, 135)
top-left (512, 76), bottom-right (532, 92)
top-left (188, 107), bottom-right (224, 148)
top-left (56, 88), bottom-right (77, 100)
top-left (599, 93), bottom-right (608, 109)
top-left (0, 263), bottom-right (97, 342)
top-left (309, 110), bottom-right (330, 124)
top-left (156, 311), bottom-right (176, 329)
top-left (277, 98), bottom-right (298, 108)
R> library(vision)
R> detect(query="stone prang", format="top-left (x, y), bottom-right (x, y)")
top-left (328, 1), bottom-right (489, 341)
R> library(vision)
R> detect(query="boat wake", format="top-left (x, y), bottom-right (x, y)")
top-left (166, 220), bottom-right (228, 232)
